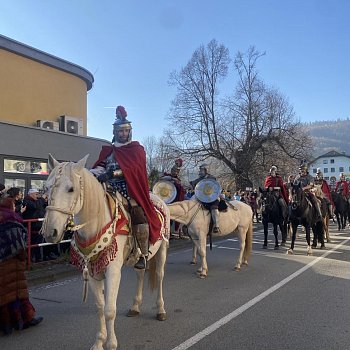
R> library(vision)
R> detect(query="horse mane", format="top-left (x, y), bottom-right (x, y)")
top-left (79, 167), bottom-right (106, 233)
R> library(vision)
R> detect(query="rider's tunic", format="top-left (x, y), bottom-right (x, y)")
top-left (294, 173), bottom-right (314, 189)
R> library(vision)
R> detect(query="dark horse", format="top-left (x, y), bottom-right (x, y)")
top-left (259, 187), bottom-right (287, 249)
top-left (331, 191), bottom-right (348, 230)
top-left (288, 183), bottom-right (324, 255)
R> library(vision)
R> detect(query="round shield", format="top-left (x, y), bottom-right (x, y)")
top-left (152, 180), bottom-right (177, 204)
top-left (194, 179), bottom-right (221, 203)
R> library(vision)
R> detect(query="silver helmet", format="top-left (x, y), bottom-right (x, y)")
top-left (112, 106), bottom-right (132, 143)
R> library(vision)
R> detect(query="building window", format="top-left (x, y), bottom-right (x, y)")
top-left (331, 168), bottom-right (335, 172)
top-left (4, 159), bottom-right (48, 175)
top-left (312, 168), bottom-right (317, 173)
top-left (339, 167), bottom-right (344, 172)
top-left (324, 168), bottom-right (328, 173)
top-left (323, 159), bottom-right (328, 164)
top-left (330, 159), bottom-right (334, 163)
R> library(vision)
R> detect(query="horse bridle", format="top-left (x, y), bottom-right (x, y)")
top-left (171, 200), bottom-right (207, 227)
top-left (44, 164), bottom-right (87, 232)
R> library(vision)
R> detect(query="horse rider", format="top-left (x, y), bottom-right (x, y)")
top-left (190, 164), bottom-right (221, 233)
top-left (264, 165), bottom-right (289, 218)
top-left (335, 172), bottom-right (350, 203)
top-left (294, 163), bottom-right (323, 221)
top-left (159, 158), bottom-right (186, 238)
top-left (314, 168), bottom-right (334, 210)
top-left (90, 106), bottom-right (162, 270)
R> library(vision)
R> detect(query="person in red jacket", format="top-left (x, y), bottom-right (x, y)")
top-left (90, 106), bottom-right (161, 270)
top-left (264, 165), bottom-right (288, 218)
top-left (335, 172), bottom-right (349, 198)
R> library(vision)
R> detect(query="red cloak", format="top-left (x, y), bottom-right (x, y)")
top-left (264, 175), bottom-right (289, 203)
top-left (335, 180), bottom-right (349, 196)
top-left (92, 142), bottom-right (162, 244)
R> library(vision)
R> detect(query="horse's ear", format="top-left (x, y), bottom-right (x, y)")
top-left (48, 154), bottom-right (60, 170)
top-left (75, 154), bottom-right (90, 171)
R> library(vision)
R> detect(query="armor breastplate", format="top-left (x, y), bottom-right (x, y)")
top-left (314, 178), bottom-right (323, 185)
top-left (105, 154), bottom-right (130, 200)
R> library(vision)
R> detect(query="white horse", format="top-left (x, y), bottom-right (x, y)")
top-left (167, 199), bottom-right (253, 278)
top-left (41, 154), bottom-right (170, 350)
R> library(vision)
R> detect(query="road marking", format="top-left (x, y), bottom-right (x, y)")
top-left (171, 237), bottom-right (350, 350)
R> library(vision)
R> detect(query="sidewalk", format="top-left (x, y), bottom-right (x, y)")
top-left (26, 236), bottom-right (193, 287)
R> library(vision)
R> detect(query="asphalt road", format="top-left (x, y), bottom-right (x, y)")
top-left (2, 222), bottom-right (350, 350)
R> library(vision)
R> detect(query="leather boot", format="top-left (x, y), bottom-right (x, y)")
top-left (134, 224), bottom-right (149, 270)
top-left (211, 208), bottom-right (220, 233)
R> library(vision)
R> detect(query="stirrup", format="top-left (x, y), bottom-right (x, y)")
top-left (134, 256), bottom-right (147, 270)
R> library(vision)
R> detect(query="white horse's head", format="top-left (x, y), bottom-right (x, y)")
top-left (42, 154), bottom-right (90, 243)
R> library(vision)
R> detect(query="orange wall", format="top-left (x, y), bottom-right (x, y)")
top-left (0, 49), bottom-right (87, 134)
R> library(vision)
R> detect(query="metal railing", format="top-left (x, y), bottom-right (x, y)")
top-left (24, 218), bottom-right (71, 270)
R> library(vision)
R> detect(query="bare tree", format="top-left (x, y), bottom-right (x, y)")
top-left (167, 41), bottom-right (313, 189)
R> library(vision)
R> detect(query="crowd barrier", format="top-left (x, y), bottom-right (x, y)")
top-left (24, 218), bottom-right (71, 270)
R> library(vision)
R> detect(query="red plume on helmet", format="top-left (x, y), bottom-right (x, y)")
top-left (113, 106), bottom-right (131, 127)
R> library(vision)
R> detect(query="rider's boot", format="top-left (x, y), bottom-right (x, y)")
top-left (211, 208), bottom-right (220, 233)
top-left (134, 224), bottom-right (149, 270)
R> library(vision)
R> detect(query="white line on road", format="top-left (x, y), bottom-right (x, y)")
top-left (171, 238), bottom-right (350, 350)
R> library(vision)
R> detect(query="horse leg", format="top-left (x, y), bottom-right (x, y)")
top-left (325, 216), bottom-right (331, 243)
top-left (89, 278), bottom-right (107, 350)
top-left (127, 268), bottom-right (145, 317)
top-left (305, 225), bottom-right (313, 256)
top-left (153, 241), bottom-right (167, 321)
top-left (104, 259), bottom-right (123, 350)
top-left (235, 227), bottom-right (246, 271)
top-left (280, 221), bottom-right (287, 246)
top-left (263, 220), bottom-right (268, 248)
top-left (273, 223), bottom-right (279, 249)
top-left (196, 238), bottom-right (208, 278)
top-left (191, 242), bottom-right (197, 265)
top-left (287, 221), bottom-right (298, 254)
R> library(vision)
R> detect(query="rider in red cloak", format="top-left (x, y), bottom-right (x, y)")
top-left (264, 165), bottom-right (289, 218)
top-left (335, 172), bottom-right (349, 197)
top-left (91, 106), bottom-right (161, 270)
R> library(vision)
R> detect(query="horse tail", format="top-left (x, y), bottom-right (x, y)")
top-left (245, 219), bottom-right (253, 258)
top-left (148, 256), bottom-right (158, 292)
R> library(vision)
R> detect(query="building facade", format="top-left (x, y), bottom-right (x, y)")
top-left (0, 35), bottom-right (110, 194)
top-left (309, 150), bottom-right (350, 188)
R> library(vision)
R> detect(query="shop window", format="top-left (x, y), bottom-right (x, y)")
top-left (30, 179), bottom-right (47, 193)
top-left (4, 178), bottom-right (26, 193)
top-left (4, 159), bottom-right (48, 175)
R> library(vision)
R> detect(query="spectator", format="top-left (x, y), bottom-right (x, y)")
top-left (0, 197), bottom-right (43, 334)
top-left (233, 191), bottom-right (241, 201)
top-left (22, 189), bottom-right (56, 262)
top-left (0, 183), bottom-right (5, 198)
top-left (250, 189), bottom-right (260, 222)
top-left (7, 187), bottom-right (26, 215)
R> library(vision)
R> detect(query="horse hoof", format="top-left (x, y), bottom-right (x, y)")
top-left (199, 273), bottom-right (207, 279)
top-left (274, 245), bottom-right (279, 250)
top-left (234, 266), bottom-right (241, 271)
top-left (242, 261), bottom-right (248, 266)
top-left (307, 248), bottom-right (313, 256)
top-left (287, 249), bottom-right (293, 255)
top-left (156, 313), bottom-right (167, 321)
top-left (263, 245), bottom-right (267, 249)
top-left (127, 309), bottom-right (140, 317)
top-left (190, 261), bottom-right (196, 265)
top-left (320, 245), bottom-right (326, 250)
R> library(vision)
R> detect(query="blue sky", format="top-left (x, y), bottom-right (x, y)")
top-left (1, 0), bottom-right (350, 142)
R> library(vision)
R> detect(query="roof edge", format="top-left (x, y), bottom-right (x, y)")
top-left (0, 34), bottom-right (94, 90)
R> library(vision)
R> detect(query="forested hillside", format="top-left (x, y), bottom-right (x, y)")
top-left (306, 118), bottom-right (350, 157)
